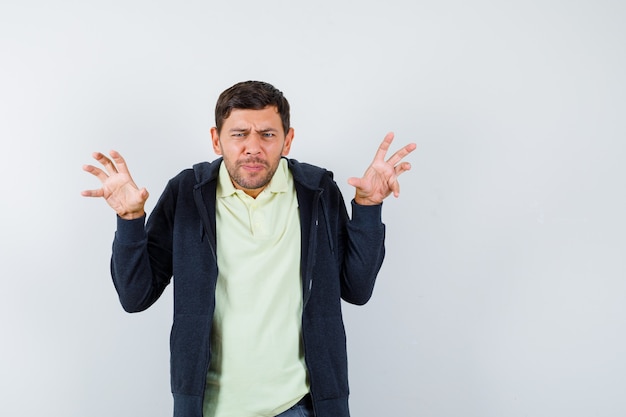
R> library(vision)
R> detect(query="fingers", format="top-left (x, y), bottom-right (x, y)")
top-left (82, 150), bottom-right (132, 183)
top-left (374, 132), bottom-right (417, 168)
top-left (88, 150), bottom-right (132, 176)
top-left (82, 163), bottom-right (109, 183)
top-left (390, 161), bottom-right (413, 197)
top-left (108, 150), bottom-right (132, 175)
top-left (394, 161), bottom-right (412, 177)
top-left (351, 134), bottom-right (415, 204)
top-left (81, 150), bottom-right (133, 198)
top-left (89, 151), bottom-right (118, 176)
top-left (80, 165), bottom-right (106, 197)
top-left (81, 188), bottom-right (105, 198)
top-left (373, 132), bottom-right (395, 162)
top-left (388, 176), bottom-right (402, 198)
top-left (386, 142), bottom-right (417, 167)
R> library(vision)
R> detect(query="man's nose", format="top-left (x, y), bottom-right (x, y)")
top-left (245, 134), bottom-right (262, 154)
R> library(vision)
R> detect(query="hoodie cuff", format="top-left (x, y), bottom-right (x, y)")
top-left (115, 214), bottom-right (147, 243)
top-left (350, 199), bottom-right (383, 227)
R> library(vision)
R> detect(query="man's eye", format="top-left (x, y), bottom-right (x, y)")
top-left (263, 133), bottom-right (275, 138)
top-left (232, 133), bottom-right (245, 137)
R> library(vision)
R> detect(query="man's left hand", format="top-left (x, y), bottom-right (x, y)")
top-left (348, 132), bottom-right (417, 206)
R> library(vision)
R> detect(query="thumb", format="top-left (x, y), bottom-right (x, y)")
top-left (139, 187), bottom-right (150, 201)
top-left (347, 177), bottom-right (362, 188)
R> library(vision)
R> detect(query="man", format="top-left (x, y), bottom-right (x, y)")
top-left (82, 81), bottom-right (416, 417)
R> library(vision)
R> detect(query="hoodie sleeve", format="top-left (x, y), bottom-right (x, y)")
top-left (339, 199), bottom-right (386, 305)
top-left (316, 172), bottom-right (385, 305)
top-left (110, 181), bottom-right (175, 313)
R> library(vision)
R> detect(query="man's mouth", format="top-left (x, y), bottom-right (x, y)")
top-left (239, 159), bottom-right (268, 172)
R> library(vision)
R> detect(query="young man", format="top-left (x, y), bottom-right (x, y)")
top-left (82, 81), bottom-right (416, 417)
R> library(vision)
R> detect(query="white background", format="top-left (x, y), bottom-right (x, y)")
top-left (1, 1), bottom-right (625, 416)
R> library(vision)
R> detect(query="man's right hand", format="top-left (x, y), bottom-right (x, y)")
top-left (81, 150), bottom-right (149, 220)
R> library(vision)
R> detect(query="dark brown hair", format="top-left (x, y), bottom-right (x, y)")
top-left (214, 81), bottom-right (290, 134)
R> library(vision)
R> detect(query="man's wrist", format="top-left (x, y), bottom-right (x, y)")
top-left (354, 196), bottom-right (381, 206)
top-left (118, 210), bottom-right (146, 220)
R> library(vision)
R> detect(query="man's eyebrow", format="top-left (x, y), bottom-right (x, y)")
top-left (257, 128), bottom-right (279, 133)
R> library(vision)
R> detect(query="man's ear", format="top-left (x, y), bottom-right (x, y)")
top-left (210, 127), bottom-right (222, 155)
top-left (282, 128), bottom-right (295, 156)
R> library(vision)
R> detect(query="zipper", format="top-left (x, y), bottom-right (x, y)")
top-left (302, 188), bottom-right (322, 308)
top-left (301, 188), bottom-right (323, 415)
top-left (192, 184), bottom-right (217, 407)
top-left (192, 186), bottom-right (217, 262)
top-left (319, 196), bottom-right (335, 255)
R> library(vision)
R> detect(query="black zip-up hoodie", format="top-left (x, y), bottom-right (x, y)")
top-left (111, 158), bottom-right (386, 417)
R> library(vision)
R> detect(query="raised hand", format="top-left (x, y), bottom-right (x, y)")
top-left (347, 132), bottom-right (417, 206)
top-left (81, 150), bottom-right (149, 220)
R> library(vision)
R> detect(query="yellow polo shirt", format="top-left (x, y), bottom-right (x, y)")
top-left (203, 159), bottom-right (309, 417)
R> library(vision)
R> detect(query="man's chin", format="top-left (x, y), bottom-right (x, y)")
top-left (234, 175), bottom-right (271, 191)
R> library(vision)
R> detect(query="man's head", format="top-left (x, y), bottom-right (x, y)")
top-left (211, 81), bottom-right (295, 198)
top-left (214, 81), bottom-right (290, 135)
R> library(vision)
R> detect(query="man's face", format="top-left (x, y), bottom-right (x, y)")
top-left (211, 106), bottom-right (294, 198)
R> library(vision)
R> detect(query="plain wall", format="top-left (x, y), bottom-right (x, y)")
top-left (1, 0), bottom-right (625, 416)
